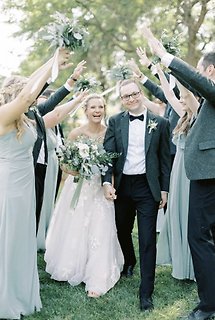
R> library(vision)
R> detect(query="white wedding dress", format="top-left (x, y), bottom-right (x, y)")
top-left (45, 174), bottom-right (124, 295)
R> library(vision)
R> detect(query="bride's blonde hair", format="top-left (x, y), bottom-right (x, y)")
top-left (0, 75), bottom-right (31, 139)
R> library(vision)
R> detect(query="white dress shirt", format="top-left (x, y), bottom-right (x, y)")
top-left (123, 109), bottom-right (147, 175)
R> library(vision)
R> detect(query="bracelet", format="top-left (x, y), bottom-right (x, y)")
top-left (69, 77), bottom-right (77, 81)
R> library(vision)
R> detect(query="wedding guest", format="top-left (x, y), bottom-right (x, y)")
top-left (155, 65), bottom-right (198, 281)
top-left (102, 78), bottom-right (171, 311)
top-left (45, 94), bottom-right (124, 298)
top-left (142, 25), bottom-right (215, 320)
top-left (0, 48), bottom-right (65, 319)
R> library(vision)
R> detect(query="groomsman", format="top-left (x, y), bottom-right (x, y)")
top-left (102, 78), bottom-right (171, 311)
top-left (143, 27), bottom-right (215, 320)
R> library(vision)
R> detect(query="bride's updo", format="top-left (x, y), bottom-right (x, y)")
top-left (83, 93), bottom-right (106, 111)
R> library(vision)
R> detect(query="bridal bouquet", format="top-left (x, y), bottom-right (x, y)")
top-left (59, 137), bottom-right (120, 209)
top-left (42, 12), bottom-right (88, 51)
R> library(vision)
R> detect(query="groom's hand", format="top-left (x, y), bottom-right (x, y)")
top-left (103, 184), bottom-right (117, 201)
top-left (159, 191), bottom-right (168, 209)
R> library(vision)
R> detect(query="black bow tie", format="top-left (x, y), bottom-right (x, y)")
top-left (129, 114), bottom-right (144, 121)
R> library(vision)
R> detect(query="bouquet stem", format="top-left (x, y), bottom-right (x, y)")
top-left (71, 177), bottom-right (84, 209)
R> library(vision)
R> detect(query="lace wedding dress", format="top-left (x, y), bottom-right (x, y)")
top-left (45, 173), bottom-right (124, 295)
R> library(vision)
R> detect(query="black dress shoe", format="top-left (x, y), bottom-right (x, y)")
top-left (187, 309), bottom-right (215, 320)
top-left (121, 265), bottom-right (134, 277)
top-left (140, 296), bottom-right (154, 312)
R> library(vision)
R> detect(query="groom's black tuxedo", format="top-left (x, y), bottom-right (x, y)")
top-left (103, 109), bottom-right (171, 299)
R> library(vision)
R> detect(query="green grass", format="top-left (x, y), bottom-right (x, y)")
top-left (28, 226), bottom-right (197, 320)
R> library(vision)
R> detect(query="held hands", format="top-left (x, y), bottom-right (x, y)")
top-left (103, 184), bottom-right (117, 201)
top-left (159, 191), bottom-right (168, 209)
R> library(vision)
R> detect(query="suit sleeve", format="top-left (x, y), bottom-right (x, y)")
top-left (158, 118), bottom-right (171, 192)
top-left (169, 57), bottom-right (215, 105)
top-left (102, 117), bottom-right (116, 184)
top-left (37, 86), bottom-right (70, 116)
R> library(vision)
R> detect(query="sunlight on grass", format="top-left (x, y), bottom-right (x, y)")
top-left (28, 220), bottom-right (197, 320)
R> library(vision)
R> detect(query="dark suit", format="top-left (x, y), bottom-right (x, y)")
top-left (168, 56), bottom-right (215, 312)
top-left (26, 85), bottom-right (71, 232)
top-left (103, 110), bottom-right (171, 298)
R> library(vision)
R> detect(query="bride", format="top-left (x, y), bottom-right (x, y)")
top-left (44, 93), bottom-right (124, 297)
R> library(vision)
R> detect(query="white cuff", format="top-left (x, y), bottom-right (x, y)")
top-left (102, 182), bottom-right (112, 186)
top-left (64, 81), bottom-right (73, 92)
top-left (161, 53), bottom-right (174, 68)
top-left (140, 76), bottom-right (148, 85)
top-left (151, 65), bottom-right (158, 75)
top-left (47, 77), bottom-right (52, 85)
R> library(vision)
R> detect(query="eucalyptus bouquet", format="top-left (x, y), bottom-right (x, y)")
top-left (108, 65), bottom-right (133, 81)
top-left (59, 136), bottom-right (120, 209)
top-left (73, 75), bottom-right (101, 93)
top-left (42, 11), bottom-right (88, 51)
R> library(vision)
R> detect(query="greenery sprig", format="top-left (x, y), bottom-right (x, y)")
top-left (153, 29), bottom-right (180, 63)
top-left (42, 12), bottom-right (88, 51)
top-left (73, 76), bottom-right (102, 93)
top-left (108, 65), bottom-right (133, 81)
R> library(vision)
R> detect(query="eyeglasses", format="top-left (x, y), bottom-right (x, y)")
top-left (121, 91), bottom-right (141, 101)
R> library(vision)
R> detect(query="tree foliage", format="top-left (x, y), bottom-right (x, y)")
top-left (2, 0), bottom-right (215, 87)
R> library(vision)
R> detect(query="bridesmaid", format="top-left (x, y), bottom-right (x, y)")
top-left (155, 65), bottom-right (198, 280)
top-left (0, 48), bottom-right (70, 319)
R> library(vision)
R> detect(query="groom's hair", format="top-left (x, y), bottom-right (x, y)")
top-left (202, 51), bottom-right (215, 70)
top-left (118, 78), bottom-right (142, 97)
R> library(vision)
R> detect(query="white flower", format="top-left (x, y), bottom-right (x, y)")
top-left (147, 119), bottom-right (158, 134)
top-left (77, 143), bottom-right (89, 158)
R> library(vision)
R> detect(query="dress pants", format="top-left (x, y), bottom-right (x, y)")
top-left (35, 163), bottom-right (47, 234)
top-left (114, 174), bottom-right (159, 298)
top-left (188, 179), bottom-right (215, 311)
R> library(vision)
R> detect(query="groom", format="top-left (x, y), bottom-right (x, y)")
top-left (102, 78), bottom-right (171, 311)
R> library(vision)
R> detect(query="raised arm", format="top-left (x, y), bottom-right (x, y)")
top-left (0, 48), bottom-right (70, 128)
top-left (43, 90), bottom-right (88, 128)
top-left (141, 25), bottom-right (215, 105)
top-left (38, 60), bottom-right (87, 116)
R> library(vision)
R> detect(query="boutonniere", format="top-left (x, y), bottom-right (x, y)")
top-left (147, 119), bottom-right (158, 134)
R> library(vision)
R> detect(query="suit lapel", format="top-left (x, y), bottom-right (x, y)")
top-left (120, 112), bottom-right (129, 153)
top-left (145, 112), bottom-right (156, 155)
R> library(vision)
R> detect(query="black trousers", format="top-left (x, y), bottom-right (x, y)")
top-left (188, 179), bottom-right (215, 312)
top-left (34, 163), bottom-right (47, 234)
top-left (114, 174), bottom-right (159, 298)
top-left (55, 165), bottom-right (62, 201)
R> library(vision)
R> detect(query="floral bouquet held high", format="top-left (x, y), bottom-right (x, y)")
top-left (59, 137), bottom-right (120, 209)
top-left (43, 11), bottom-right (88, 51)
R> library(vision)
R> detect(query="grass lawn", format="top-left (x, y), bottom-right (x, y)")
top-left (28, 223), bottom-right (197, 320)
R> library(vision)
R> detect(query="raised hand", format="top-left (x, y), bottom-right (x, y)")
top-left (127, 58), bottom-right (143, 79)
top-left (140, 25), bottom-right (167, 58)
top-left (136, 47), bottom-right (151, 67)
top-left (58, 47), bottom-right (72, 68)
top-left (71, 60), bottom-right (87, 80)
